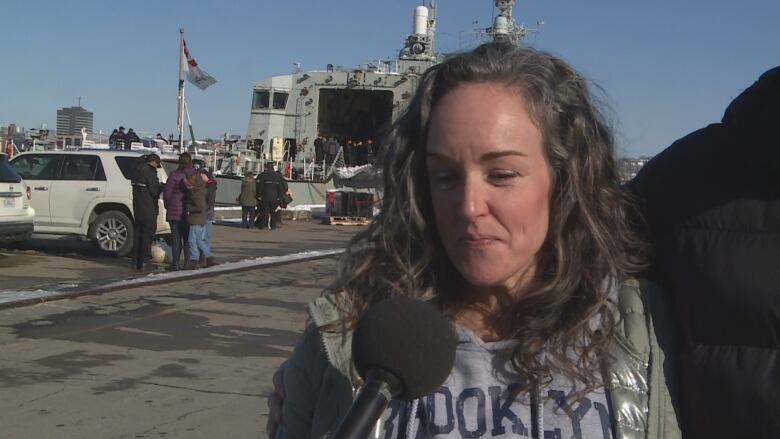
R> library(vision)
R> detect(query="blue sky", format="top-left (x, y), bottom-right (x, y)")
top-left (1, 0), bottom-right (778, 157)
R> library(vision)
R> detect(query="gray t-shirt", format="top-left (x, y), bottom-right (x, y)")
top-left (376, 325), bottom-right (613, 438)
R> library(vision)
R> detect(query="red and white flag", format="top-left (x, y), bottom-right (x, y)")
top-left (182, 39), bottom-right (217, 90)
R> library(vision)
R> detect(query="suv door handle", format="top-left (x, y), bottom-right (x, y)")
top-left (85, 187), bottom-right (101, 192)
top-left (34, 186), bottom-right (48, 191)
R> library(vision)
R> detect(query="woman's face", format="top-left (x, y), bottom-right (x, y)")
top-left (426, 82), bottom-right (552, 292)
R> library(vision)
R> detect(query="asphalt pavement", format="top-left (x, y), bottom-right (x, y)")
top-left (0, 217), bottom-right (365, 437)
top-left (0, 256), bottom-right (340, 439)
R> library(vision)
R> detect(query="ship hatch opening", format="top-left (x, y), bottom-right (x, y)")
top-left (317, 89), bottom-right (393, 142)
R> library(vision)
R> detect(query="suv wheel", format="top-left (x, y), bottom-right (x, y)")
top-left (89, 211), bottom-right (134, 257)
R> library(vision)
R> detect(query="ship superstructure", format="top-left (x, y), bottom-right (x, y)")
top-left (245, 2), bottom-right (441, 165)
top-left (235, 0), bottom-right (529, 204)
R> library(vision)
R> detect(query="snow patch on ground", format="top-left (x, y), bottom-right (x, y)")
top-left (0, 248), bottom-right (344, 307)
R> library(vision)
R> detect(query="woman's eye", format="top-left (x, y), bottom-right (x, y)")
top-left (489, 170), bottom-right (520, 181)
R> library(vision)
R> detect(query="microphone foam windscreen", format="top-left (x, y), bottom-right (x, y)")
top-left (352, 297), bottom-right (456, 401)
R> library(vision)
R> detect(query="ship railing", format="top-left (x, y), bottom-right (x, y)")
top-left (221, 156), bottom-right (331, 183)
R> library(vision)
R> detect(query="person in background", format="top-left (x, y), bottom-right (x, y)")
top-left (289, 142), bottom-right (297, 162)
top-left (313, 134), bottom-right (324, 164)
top-left (274, 43), bottom-right (678, 439)
top-left (125, 128), bottom-right (141, 150)
top-left (115, 126), bottom-right (126, 150)
top-left (163, 152), bottom-right (197, 271)
top-left (352, 139), bottom-right (362, 165)
top-left (367, 138), bottom-right (377, 164)
top-left (255, 162), bottom-right (282, 230)
top-left (108, 129), bottom-right (119, 146)
top-left (130, 153), bottom-right (161, 271)
top-left (238, 171), bottom-right (257, 228)
top-left (274, 166), bottom-right (289, 228)
top-left (200, 167), bottom-right (218, 263)
top-left (325, 137), bottom-right (339, 164)
top-left (357, 139), bottom-right (369, 165)
top-left (344, 139), bottom-right (353, 166)
top-left (184, 174), bottom-right (213, 269)
top-left (627, 65), bottom-right (780, 438)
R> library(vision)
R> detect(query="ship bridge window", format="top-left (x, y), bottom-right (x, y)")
top-left (252, 90), bottom-right (270, 109)
top-left (272, 91), bottom-right (289, 110)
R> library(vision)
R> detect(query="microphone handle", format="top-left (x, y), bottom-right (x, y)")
top-left (333, 372), bottom-right (395, 439)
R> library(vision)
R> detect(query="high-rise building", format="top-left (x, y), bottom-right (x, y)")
top-left (56, 106), bottom-right (93, 135)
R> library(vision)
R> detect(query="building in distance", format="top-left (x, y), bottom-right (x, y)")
top-left (56, 106), bottom-right (93, 147)
top-left (56, 106), bottom-right (93, 135)
top-left (617, 156), bottom-right (652, 183)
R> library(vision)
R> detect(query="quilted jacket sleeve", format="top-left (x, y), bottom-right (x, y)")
top-left (277, 324), bottom-right (327, 439)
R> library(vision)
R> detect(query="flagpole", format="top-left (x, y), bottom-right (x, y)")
top-left (184, 100), bottom-right (196, 147)
top-left (177, 28), bottom-right (186, 154)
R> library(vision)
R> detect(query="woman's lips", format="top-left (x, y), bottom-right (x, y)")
top-left (461, 234), bottom-right (499, 248)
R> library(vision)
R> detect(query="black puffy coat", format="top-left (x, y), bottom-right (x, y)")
top-left (628, 66), bottom-right (780, 438)
top-left (125, 130), bottom-right (141, 148)
top-left (256, 170), bottom-right (282, 203)
top-left (131, 162), bottom-right (162, 221)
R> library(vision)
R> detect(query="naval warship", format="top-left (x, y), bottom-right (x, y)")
top-left (217, 1), bottom-right (529, 206)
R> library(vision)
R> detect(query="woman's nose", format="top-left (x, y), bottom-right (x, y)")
top-left (459, 176), bottom-right (489, 220)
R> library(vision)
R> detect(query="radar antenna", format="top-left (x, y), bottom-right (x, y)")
top-left (458, 1), bottom-right (541, 48)
top-left (491, 0), bottom-right (526, 46)
top-left (399, 0), bottom-right (437, 61)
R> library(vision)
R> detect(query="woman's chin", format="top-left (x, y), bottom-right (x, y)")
top-left (458, 268), bottom-right (509, 290)
top-left (455, 262), bottom-right (533, 293)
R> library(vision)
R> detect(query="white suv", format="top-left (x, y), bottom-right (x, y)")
top-left (11, 150), bottom-right (170, 256)
top-left (0, 153), bottom-right (35, 245)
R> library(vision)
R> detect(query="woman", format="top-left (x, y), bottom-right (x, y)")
top-left (277, 43), bottom-right (679, 438)
top-left (163, 152), bottom-right (197, 270)
top-left (184, 173), bottom-right (213, 269)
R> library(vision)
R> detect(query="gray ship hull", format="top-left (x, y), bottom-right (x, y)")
top-left (215, 175), bottom-right (334, 206)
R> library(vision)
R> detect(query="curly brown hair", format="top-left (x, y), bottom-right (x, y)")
top-left (328, 43), bottom-right (646, 395)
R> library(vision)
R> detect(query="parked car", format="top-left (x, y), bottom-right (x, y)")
top-left (10, 150), bottom-right (170, 256)
top-left (0, 153), bottom-right (35, 245)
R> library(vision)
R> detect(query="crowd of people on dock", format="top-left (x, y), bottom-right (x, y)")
top-left (237, 162), bottom-right (291, 230)
top-left (108, 127), bottom-right (172, 150)
top-left (131, 151), bottom-right (219, 271)
top-left (313, 135), bottom-right (378, 166)
top-left (131, 151), bottom-right (293, 271)
top-left (107, 126), bottom-right (141, 150)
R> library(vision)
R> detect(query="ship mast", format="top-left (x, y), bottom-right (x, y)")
top-left (491, 0), bottom-right (527, 46)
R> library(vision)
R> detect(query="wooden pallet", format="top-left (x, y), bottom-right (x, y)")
top-left (322, 216), bottom-right (371, 226)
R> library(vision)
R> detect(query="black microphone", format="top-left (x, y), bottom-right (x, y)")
top-left (333, 297), bottom-right (457, 439)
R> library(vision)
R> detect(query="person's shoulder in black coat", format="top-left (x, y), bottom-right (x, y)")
top-left (627, 65), bottom-right (780, 438)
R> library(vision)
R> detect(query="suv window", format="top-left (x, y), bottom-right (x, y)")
top-left (115, 156), bottom-right (143, 180)
top-left (11, 155), bottom-right (62, 180)
top-left (0, 156), bottom-right (21, 183)
top-left (61, 155), bottom-right (106, 181)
